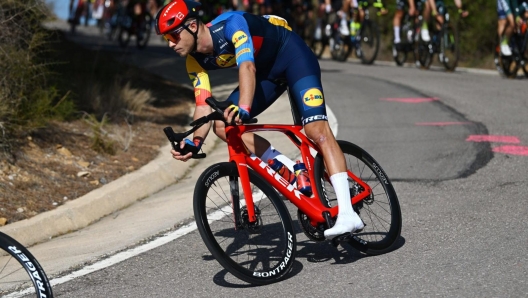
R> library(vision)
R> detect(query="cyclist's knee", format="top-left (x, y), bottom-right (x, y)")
top-left (304, 121), bottom-right (333, 145)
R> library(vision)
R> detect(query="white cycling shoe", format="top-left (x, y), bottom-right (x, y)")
top-left (421, 28), bottom-right (431, 42)
top-left (500, 44), bottom-right (512, 56)
top-left (324, 213), bottom-right (364, 239)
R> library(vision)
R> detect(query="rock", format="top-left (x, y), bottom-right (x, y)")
top-left (99, 177), bottom-right (107, 184)
top-left (127, 166), bottom-right (134, 171)
top-left (132, 157), bottom-right (139, 162)
top-left (77, 160), bottom-right (90, 168)
top-left (0, 218), bottom-right (7, 226)
top-left (57, 147), bottom-right (73, 157)
top-left (77, 171), bottom-right (90, 177)
top-left (17, 208), bottom-right (24, 213)
top-left (89, 180), bottom-right (99, 186)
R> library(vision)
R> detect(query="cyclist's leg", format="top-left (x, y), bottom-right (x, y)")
top-left (498, 0), bottom-right (514, 55)
top-left (278, 33), bottom-right (363, 238)
top-left (212, 78), bottom-right (295, 168)
top-left (393, 0), bottom-right (406, 43)
top-left (434, 0), bottom-right (445, 29)
top-left (421, 0), bottom-right (432, 41)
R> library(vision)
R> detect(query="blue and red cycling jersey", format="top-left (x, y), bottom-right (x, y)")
top-left (187, 11), bottom-right (328, 126)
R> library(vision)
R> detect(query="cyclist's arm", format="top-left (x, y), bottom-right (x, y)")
top-left (408, 0), bottom-right (416, 15)
top-left (428, 0), bottom-right (438, 15)
top-left (225, 14), bottom-right (257, 123)
top-left (186, 55), bottom-right (212, 144)
top-left (453, 0), bottom-right (469, 17)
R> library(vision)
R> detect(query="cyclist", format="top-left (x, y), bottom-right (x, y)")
top-left (156, 0), bottom-right (364, 238)
top-left (325, 0), bottom-right (353, 36)
top-left (497, 0), bottom-right (523, 56)
top-left (392, 0), bottom-right (418, 48)
top-left (420, 0), bottom-right (468, 43)
top-left (349, 0), bottom-right (387, 42)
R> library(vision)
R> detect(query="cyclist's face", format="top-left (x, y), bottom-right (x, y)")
top-left (167, 22), bottom-right (195, 57)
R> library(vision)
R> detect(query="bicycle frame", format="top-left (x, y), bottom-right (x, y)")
top-left (223, 120), bottom-right (372, 226)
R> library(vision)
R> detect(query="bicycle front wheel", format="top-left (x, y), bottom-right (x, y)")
top-left (358, 20), bottom-right (380, 65)
top-left (441, 22), bottom-right (459, 71)
top-left (0, 232), bottom-right (53, 297)
top-left (313, 140), bottom-right (402, 256)
top-left (194, 162), bottom-right (296, 285)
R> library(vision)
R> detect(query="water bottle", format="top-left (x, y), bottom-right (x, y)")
top-left (293, 161), bottom-right (312, 197)
top-left (268, 159), bottom-right (296, 185)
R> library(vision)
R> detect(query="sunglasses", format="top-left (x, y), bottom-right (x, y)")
top-left (163, 22), bottom-right (192, 43)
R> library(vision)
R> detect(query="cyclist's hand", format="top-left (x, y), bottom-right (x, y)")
top-left (171, 139), bottom-right (196, 162)
top-left (224, 104), bottom-right (250, 125)
top-left (408, 7), bottom-right (416, 17)
top-left (516, 16), bottom-right (523, 26)
top-left (380, 8), bottom-right (388, 15)
top-left (459, 10), bottom-right (469, 18)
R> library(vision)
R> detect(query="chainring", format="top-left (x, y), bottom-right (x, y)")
top-left (297, 209), bottom-right (326, 242)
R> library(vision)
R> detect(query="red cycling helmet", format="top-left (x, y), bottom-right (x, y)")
top-left (155, 0), bottom-right (202, 35)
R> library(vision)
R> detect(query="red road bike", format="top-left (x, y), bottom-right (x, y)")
top-left (164, 83), bottom-right (402, 285)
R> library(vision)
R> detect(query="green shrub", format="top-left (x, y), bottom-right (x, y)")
top-left (0, 0), bottom-right (74, 159)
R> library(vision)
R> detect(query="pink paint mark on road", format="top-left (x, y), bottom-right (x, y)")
top-left (415, 122), bottom-right (472, 126)
top-left (466, 135), bottom-right (521, 144)
top-left (493, 145), bottom-right (528, 156)
top-left (380, 97), bottom-right (439, 103)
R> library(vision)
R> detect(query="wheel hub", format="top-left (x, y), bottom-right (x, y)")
top-left (240, 206), bottom-right (262, 234)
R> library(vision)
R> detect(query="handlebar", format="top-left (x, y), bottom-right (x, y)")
top-left (163, 97), bottom-right (257, 159)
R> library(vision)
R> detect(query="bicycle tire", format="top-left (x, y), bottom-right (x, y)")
top-left (393, 44), bottom-right (407, 66)
top-left (194, 162), bottom-right (296, 285)
top-left (522, 35), bottom-right (528, 78)
top-left (358, 20), bottom-right (380, 65)
top-left (117, 26), bottom-right (130, 48)
top-left (0, 232), bottom-right (53, 297)
top-left (330, 34), bottom-right (351, 62)
top-left (310, 23), bottom-right (326, 59)
top-left (136, 13), bottom-right (152, 49)
top-left (416, 40), bottom-right (433, 69)
top-left (313, 140), bottom-right (402, 256)
top-left (501, 54), bottom-right (519, 78)
top-left (441, 22), bottom-right (459, 71)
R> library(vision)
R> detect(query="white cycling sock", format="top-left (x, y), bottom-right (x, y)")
top-left (260, 145), bottom-right (295, 172)
top-left (324, 172), bottom-right (364, 239)
top-left (394, 26), bottom-right (400, 43)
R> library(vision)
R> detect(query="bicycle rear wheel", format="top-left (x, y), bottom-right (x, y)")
top-left (441, 22), bottom-right (459, 71)
top-left (194, 162), bottom-right (296, 285)
top-left (0, 232), bottom-right (53, 297)
top-left (313, 140), bottom-right (402, 256)
top-left (358, 20), bottom-right (380, 65)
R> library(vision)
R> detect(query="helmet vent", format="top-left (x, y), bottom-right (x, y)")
top-left (167, 18), bottom-right (175, 27)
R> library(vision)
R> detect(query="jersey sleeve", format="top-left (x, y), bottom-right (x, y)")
top-left (224, 14), bottom-right (255, 65)
top-left (186, 55), bottom-right (212, 106)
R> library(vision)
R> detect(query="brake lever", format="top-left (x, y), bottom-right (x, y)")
top-left (163, 127), bottom-right (206, 159)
